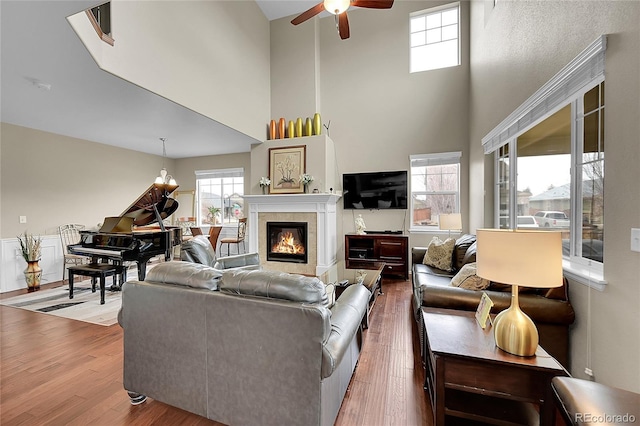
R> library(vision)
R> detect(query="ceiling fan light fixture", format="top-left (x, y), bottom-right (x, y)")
top-left (323, 0), bottom-right (350, 15)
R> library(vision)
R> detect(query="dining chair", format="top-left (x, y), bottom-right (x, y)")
top-left (220, 218), bottom-right (247, 256)
top-left (190, 227), bottom-right (204, 236)
top-left (58, 224), bottom-right (90, 283)
top-left (208, 225), bottom-right (223, 254)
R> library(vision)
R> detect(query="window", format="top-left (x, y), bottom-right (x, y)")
top-left (483, 36), bottom-right (607, 286)
top-left (410, 152), bottom-right (461, 230)
top-left (85, 2), bottom-right (114, 46)
top-left (195, 168), bottom-right (244, 226)
top-left (410, 3), bottom-right (460, 73)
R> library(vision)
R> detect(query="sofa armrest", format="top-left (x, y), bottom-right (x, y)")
top-left (412, 247), bottom-right (428, 265)
top-left (213, 252), bottom-right (260, 271)
top-left (321, 284), bottom-right (370, 379)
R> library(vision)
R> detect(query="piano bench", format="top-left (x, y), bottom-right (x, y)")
top-left (68, 264), bottom-right (127, 305)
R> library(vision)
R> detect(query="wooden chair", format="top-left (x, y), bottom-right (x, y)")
top-left (208, 226), bottom-right (223, 253)
top-left (190, 227), bottom-right (204, 236)
top-left (220, 218), bottom-right (247, 256)
top-left (58, 224), bottom-right (89, 283)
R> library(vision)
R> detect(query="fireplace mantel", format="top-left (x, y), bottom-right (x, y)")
top-left (243, 193), bottom-right (341, 277)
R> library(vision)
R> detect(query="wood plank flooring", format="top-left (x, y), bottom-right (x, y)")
top-left (1, 278), bottom-right (431, 425)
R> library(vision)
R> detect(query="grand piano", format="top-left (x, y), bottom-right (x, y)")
top-left (68, 183), bottom-right (182, 281)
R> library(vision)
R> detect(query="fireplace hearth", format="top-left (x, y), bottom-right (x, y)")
top-left (267, 221), bottom-right (308, 264)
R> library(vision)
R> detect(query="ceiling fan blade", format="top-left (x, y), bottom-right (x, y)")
top-left (352, 0), bottom-right (394, 9)
top-left (291, 2), bottom-right (325, 25)
top-left (338, 12), bottom-right (350, 40)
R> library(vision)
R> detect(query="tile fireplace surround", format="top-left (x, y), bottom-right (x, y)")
top-left (243, 194), bottom-right (340, 279)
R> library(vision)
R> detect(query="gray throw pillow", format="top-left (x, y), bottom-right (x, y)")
top-left (450, 262), bottom-right (490, 290)
top-left (422, 236), bottom-right (456, 271)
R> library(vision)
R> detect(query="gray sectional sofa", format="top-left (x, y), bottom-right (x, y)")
top-left (118, 261), bottom-right (370, 426)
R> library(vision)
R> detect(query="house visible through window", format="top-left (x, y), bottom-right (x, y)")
top-left (195, 168), bottom-right (244, 226)
top-left (410, 3), bottom-right (460, 73)
top-left (410, 152), bottom-right (461, 230)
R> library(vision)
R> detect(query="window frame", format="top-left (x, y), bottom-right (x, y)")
top-left (409, 2), bottom-right (460, 73)
top-left (194, 168), bottom-right (244, 227)
top-left (409, 151), bottom-right (462, 233)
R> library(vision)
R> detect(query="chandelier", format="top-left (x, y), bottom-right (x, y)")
top-left (155, 137), bottom-right (177, 186)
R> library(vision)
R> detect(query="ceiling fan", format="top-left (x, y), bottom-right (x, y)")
top-left (291, 0), bottom-right (394, 40)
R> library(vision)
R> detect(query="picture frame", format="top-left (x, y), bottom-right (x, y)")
top-left (268, 145), bottom-right (306, 194)
top-left (475, 292), bottom-right (494, 329)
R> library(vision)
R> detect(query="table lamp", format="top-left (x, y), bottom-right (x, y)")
top-left (439, 213), bottom-right (462, 238)
top-left (476, 229), bottom-right (562, 357)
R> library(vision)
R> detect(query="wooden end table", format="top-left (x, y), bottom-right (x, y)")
top-left (336, 262), bottom-right (384, 328)
top-left (422, 308), bottom-right (568, 426)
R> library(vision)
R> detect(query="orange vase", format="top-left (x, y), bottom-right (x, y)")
top-left (269, 120), bottom-right (276, 140)
top-left (278, 118), bottom-right (286, 139)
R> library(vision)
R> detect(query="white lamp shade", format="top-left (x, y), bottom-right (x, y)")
top-left (439, 213), bottom-right (462, 231)
top-left (324, 0), bottom-right (350, 14)
top-left (476, 229), bottom-right (563, 288)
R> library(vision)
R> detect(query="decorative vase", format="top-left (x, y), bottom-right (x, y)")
top-left (287, 120), bottom-right (295, 138)
top-left (278, 118), bottom-right (286, 139)
top-left (313, 113), bottom-right (322, 135)
top-left (304, 117), bottom-right (313, 136)
top-left (304, 184), bottom-right (309, 193)
top-left (24, 260), bottom-right (42, 292)
top-left (261, 186), bottom-right (267, 195)
top-left (295, 118), bottom-right (303, 137)
top-left (269, 120), bottom-right (276, 140)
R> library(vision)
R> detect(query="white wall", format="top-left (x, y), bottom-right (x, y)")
top-left (68, 0), bottom-right (271, 142)
top-left (469, 0), bottom-right (640, 392)
top-left (270, 1), bottom-right (472, 258)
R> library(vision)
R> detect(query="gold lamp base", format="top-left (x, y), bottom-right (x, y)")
top-left (493, 285), bottom-right (539, 357)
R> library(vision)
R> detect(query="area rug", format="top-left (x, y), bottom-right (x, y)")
top-left (0, 281), bottom-right (122, 326)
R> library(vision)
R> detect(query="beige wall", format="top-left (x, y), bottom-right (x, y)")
top-left (270, 1), bottom-right (471, 257)
top-left (68, 0), bottom-right (271, 142)
top-left (469, 1), bottom-right (640, 391)
top-left (0, 123), bottom-right (172, 237)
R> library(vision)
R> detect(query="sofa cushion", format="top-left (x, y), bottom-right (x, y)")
top-left (460, 240), bottom-right (478, 267)
top-left (453, 235), bottom-right (477, 270)
top-left (450, 262), bottom-right (490, 290)
top-left (220, 269), bottom-right (330, 308)
top-left (181, 235), bottom-right (216, 267)
top-left (146, 261), bottom-right (222, 290)
top-left (422, 237), bottom-right (456, 272)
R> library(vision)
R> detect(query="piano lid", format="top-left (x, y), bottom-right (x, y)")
top-left (120, 183), bottom-right (179, 227)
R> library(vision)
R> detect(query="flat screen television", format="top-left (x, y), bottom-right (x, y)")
top-left (342, 170), bottom-right (408, 210)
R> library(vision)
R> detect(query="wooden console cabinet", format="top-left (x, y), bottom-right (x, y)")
top-left (345, 233), bottom-right (408, 279)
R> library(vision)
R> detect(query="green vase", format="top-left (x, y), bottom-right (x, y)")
top-left (313, 113), bottom-right (322, 135)
top-left (304, 117), bottom-right (313, 136)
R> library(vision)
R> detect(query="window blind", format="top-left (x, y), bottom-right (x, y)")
top-left (195, 168), bottom-right (243, 180)
top-left (410, 151), bottom-right (462, 167)
top-left (482, 35), bottom-right (607, 154)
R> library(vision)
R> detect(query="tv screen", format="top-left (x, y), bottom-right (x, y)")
top-left (343, 171), bottom-right (408, 210)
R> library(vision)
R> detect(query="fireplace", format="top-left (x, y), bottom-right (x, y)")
top-left (267, 221), bottom-right (308, 264)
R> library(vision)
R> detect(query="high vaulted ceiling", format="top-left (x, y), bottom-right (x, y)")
top-left (1, 1), bottom-right (320, 159)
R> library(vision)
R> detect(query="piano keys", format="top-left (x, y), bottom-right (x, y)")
top-left (68, 183), bottom-right (182, 281)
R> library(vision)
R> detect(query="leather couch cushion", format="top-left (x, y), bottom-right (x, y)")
top-left (454, 235), bottom-right (477, 270)
top-left (422, 237), bottom-right (456, 271)
top-left (146, 261), bottom-right (222, 290)
top-left (181, 235), bottom-right (216, 266)
top-left (450, 262), bottom-right (489, 290)
top-left (220, 269), bottom-right (330, 308)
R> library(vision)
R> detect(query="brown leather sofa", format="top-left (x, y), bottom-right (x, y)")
top-left (552, 377), bottom-right (640, 425)
top-left (412, 234), bottom-right (576, 367)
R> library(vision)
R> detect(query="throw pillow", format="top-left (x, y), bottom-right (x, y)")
top-left (422, 237), bottom-right (456, 272)
top-left (146, 261), bottom-right (222, 290)
top-left (450, 262), bottom-right (490, 290)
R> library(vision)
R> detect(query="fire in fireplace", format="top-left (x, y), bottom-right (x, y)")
top-left (267, 221), bottom-right (308, 263)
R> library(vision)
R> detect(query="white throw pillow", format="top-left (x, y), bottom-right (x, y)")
top-left (450, 262), bottom-right (490, 290)
top-left (422, 237), bottom-right (456, 272)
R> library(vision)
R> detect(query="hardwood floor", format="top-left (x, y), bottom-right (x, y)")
top-left (0, 278), bottom-right (431, 425)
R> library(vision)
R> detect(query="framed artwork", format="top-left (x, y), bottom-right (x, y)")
top-left (269, 145), bottom-right (306, 194)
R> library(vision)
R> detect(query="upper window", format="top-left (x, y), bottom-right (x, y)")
top-left (410, 3), bottom-right (460, 73)
top-left (195, 168), bottom-right (244, 226)
top-left (410, 151), bottom-right (461, 230)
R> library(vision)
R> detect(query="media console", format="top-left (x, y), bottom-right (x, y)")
top-left (345, 233), bottom-right (408, 279)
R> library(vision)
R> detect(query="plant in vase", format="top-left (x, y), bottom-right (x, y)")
top-left (259, 177), bottom-right (271, 194)
top-left (17, 232), bottom-right (42, 292)
top-left (299, 174), bottom-right (314, 193)
top-left (207, 206), bottom-right (221, 224)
